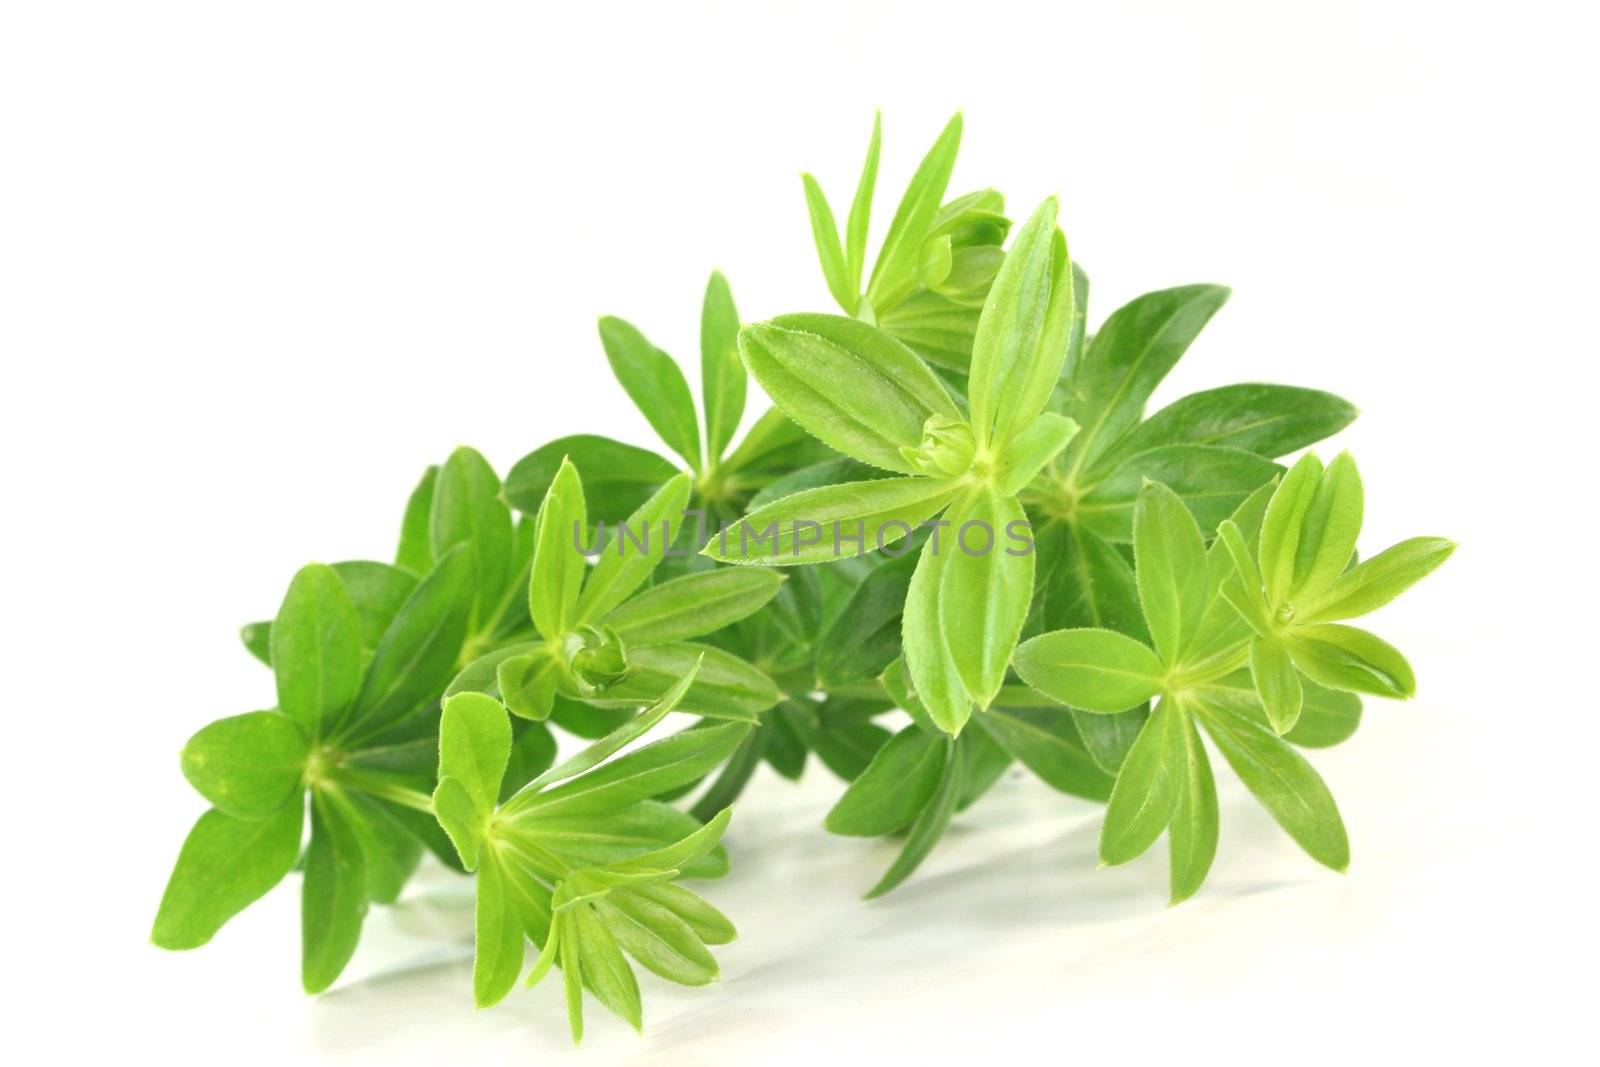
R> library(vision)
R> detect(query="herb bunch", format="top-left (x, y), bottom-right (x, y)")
top-left (153, 113), bottom-right (1452, 1041)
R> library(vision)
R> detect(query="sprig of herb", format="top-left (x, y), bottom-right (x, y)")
top-left (152, 112), bottom-right (1453, 1043)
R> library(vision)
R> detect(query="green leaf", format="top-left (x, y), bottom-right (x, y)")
top-left (1286, 623), bottom-right (1416, 698)
top-left (1101, 384), bottom-right (1358, 463)
top-left (180, 711), bottom-right (308, 820)
top-left (700, 271), bottom-right (745, 464)
top-left (968, 198), bottom-right (1074, 448)
top-left (601, 568), bottom-right (784, 645)
top-left (497, 648), bottom-right (562, 721)
top-left (573, 472), bottom-right (693, 625)
top-left (472, 856), bottom-right (528, 1008)
top-left (599, 315), bottom-right (702, 470)
top-left (1196, 671), bottom-right (1362, 749)
top-left (505, 435), bottom-right (678, 523)
top-left (931, 490), bottom-right (1035, 725)
top-left (240, 620), bottom-right (272, 666)
top-left (1167, 711), bottom-right (1219, 903)
top-left (1258, 451), bottom-right (1324, 605)
top-left (529, 801), bottom-right (727, 879)
top-left (1013, 628), bottom-right (1164, 714)
top-left (431, 775), bottom-right (483, 871)
top-left (515, 722), bottom-right (750, 819)
top-left (1077, 444), bottom-right (1280, 543)
top-left (1250, 635), bottom-right (1304, 733)
top-left (994, 412), bottom-right (1079, 497)
top-left (438, 691), bottom-right (513, 815)
top-left (845, 112), bottom-right (881, 297)
top-left (343, 545), bottom-right (473, 740)
top-left (824, 726), bottom-right (948, 836)
top-left (394, 464), bottom-right (438, 575)
top-left (1292, 451), bottom-right (1363, 599)
top-left (1058, 284), bottom-right (1231, 474)
top-left (1133, 480), bottom-right (1210, 667)
top-left (151, 803), bottom-right (303, 950)
top-left (975, 706), bottom-right (1112, 801)
top-left (571, 904), bottom-right (643, 1032)
top-left (1304, 536), bottom-right (1456, 622)
top-left (815, 550), bottom-right (920, 687)
top-left (866, 737), bottom-right (965, 898)
top-left (1197, 695), bottom-right (1349, 871)
top-left (613, 807), bottom-right (732, 874)
top-left (867, 113), bottom-right (962, 309)
top-left (1072, 705), bottom-right (1150, 776)
top-left (802, 173), bottom-right (853, 311)
top-left (1028, 520), bottom-right (1147, 638)
top-left (595, 642), bottom-right (777, 721)
top-left (631, 883), bottom-right (736, 945)
top-left (272, 563), bottom-right (362, 736)
top-left (330, 561), bottom-right (419, 651)
top-left (602, 893), bottom-right (719, 985)
top-left (301, 790), bottom-right (368, 993)
top-left (529, 457), bottom-right (588, 642)
top-left (738, 314), bottom-right (960, 474)
top-left (524, 660), bottom-right (701, 793)
top-left (430, 446), bottom-right (514, 635)
top-left (1098, 699), bottom-right (1184, 866)
top-left (704, 476), bottom-right (958, 565)
top-left (336, 791), bottom-right (422, 904)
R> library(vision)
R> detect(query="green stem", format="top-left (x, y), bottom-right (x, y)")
top-left (331, 767), bottom-right (436, 814)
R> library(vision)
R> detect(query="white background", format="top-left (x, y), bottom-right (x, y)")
top-left (4, 1), bottom-right (1596, 1062)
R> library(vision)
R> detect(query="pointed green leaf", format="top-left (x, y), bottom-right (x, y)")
top-left (394, 464), bottom-right (438, 575)
top-left (845, 112), bottom-right (881, 296)
top-left (151, 803), bottom-right (303, 950)
top-left (700, 271), bottom-right (745, 464)
top-left (1305, 536), bottom-right (1455, 622)
top-left (824, 726), bottom-right (948, 836)
top-left (1099, 699), bottom-right (1184, 866)
top-left (1013, 628), bottom-right (1164, 714)
top-left (867, 113), bottom-right (962, 309)
top-left (1197, 695), bottom-right (1349, 870)
top-left (429, 446), bottom-right (514, 635)
top-left (1258, 451), bottom-right (1324, 605)
top-left (1250, 634), bottom-right (1304, 733)
top-left (1133, 480), bottom-right (1210, 667)
top-left (529, 457), bottom-right (588, 641)
top-left (866, 737), bottom-right (965, 897)
top-left (438, 691), bottom-right (513, 814)
top-left (601, 567), bottom-right (784, 645)
top-left (473, 856), bottom-right (528, 1008)
top-left (1077, 444), bottom-right (1280, 544)
top-left (936, 490), bottom-right (1035, 720)
top-left (594, 642), bottom-right (776, 721)
top-left (515, 722), bottom-right (750, 819)
top-left (802, 173), bottom-right (853, 311)
top-left (1292, 451), bottom-right (1363, 598)
top-left (1101, 383), bottom-right (1358, 464)
top-left (705, 476), bottom-right (957, 565)
top-left (975, 705), bottom-right (1113, 800)
top-left (599, 316), bottom-right (702, 470)
top-left (505, 434), bottom-right (677, 523)
top-left (301, 790), bottom-right (368, 993)
top-left (272, 563), bottom-right (362, 736)
top-left (1167, 711), bottom-right (1219, 903)
top-left (1286, 623), bottom-right (1416, 698)
top-left (573, 472), bottom-right (693, 625)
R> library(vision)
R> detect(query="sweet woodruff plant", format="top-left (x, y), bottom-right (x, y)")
top-left (152, 114), bottom-right (1454, 1041)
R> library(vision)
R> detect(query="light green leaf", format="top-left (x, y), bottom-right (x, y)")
top-left (431, 775), bottom-right (483, 871)
top-left (1167, 711), bottom-right (1219, 903)
top-left (1286, 623), bottom-right (1416, 698)
top-left (180, 711), bottom-right (308, 820)
top-left (802, 173), bottom-right (853, 311)
top-left (602, 893), bottom-right (719, 985)
top-left (867, 113), bottom-right (962, 309)
top-left (1250, 635), bottom-right (1303, 733)
top-left (497, 649), bottom-right (562, 721)
top-left (1258, 451), bottom-right (1324, 605)
top-left (704, 476), bottom-right (958, 565)
top-left (429, 446), bottom-right (514, 635)
top-left (1133, 480), bottom-right (1210, 667)
top-left (529, 457), bottom-right (588, 642)
top-left (394, 464), bottom-right (437, 576)
top-left (824, 726), bottom-right (948, 836)
top-left (1013, 628), bottom-right (1164, 714)
top-left (935, 490), bottom-right (1035, 723)
top-left (701, 272), bottom-right (745, 464)
top-left (151, 803), bottom-right (303, 950)
top-left (573, 472), bottom-right (692, 625)
top-left (602, 568), bottom-right (784, 645)
top-left (529, 802), bottom-right (727, 879)
top-left (845, 112), bottom-right (881, 297)
top-left (301, 790), bottom-right (368, 993)
top-left (515, 722), bottom-right (750, 819)
top-left (571, 905), bottom-right (643, 1032)
top-left (272, 563), bottom-right (362, 736)
top-left (599, 316), bottom-right (702, 470)
top-left (438, 691), bottom-right (513, 815)
top-left (969, 198), bottom-right (1074, 447)
top-left (1197, 695), bottom-right (1349, 870)
top-left (1306, 536), bottom-right (1455, 621)
top-left (631, 882), bottom-right (736, 944)
top-left (1099, 699), bottom-right (1184, 866)
top-left (994, 412), bottom-right (1079, 497)
top-left (612, 807), bottom-right (732, 874)
top-left (1292, 451), bottom-right (1363, 598)
top-left (472, 856), bottom-right (528, 1009)
top-left (738, 314), bottom-right (959, 474)
top-left (330, 561), bottom-right (419, 651)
